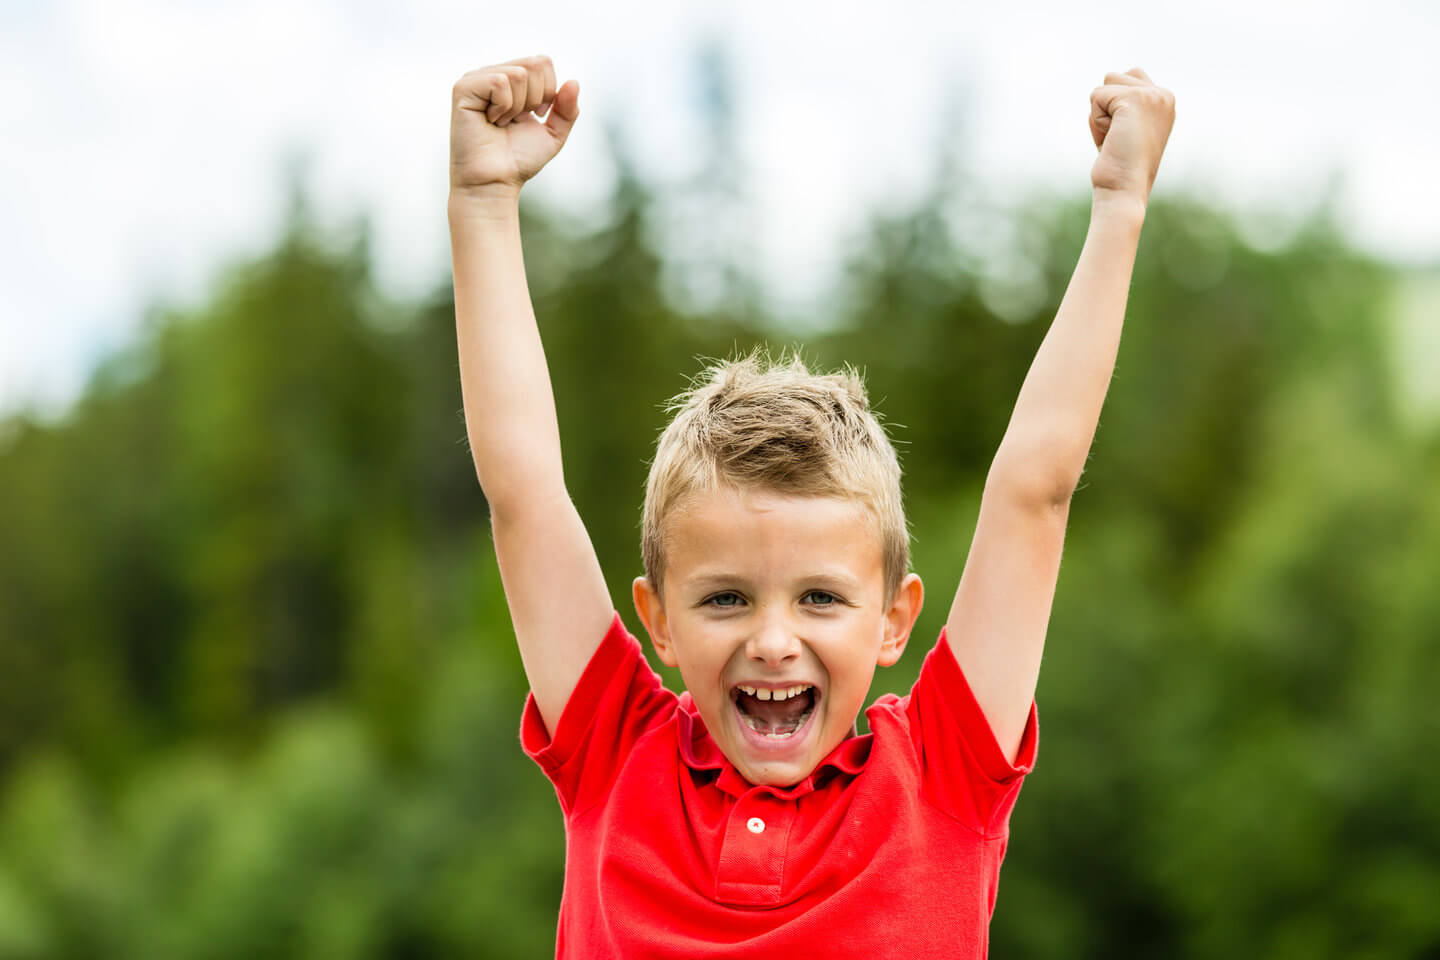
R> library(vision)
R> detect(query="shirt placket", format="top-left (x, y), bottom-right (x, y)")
top-left (713, 788), bottom-right (796, 906)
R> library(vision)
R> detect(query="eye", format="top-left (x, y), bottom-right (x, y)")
top-left (704, 592), bottom-right (744, 608)
top-left (803, 590), bottom-right (839, 606)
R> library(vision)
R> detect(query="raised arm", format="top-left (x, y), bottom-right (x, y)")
top-left (945, 69), bottom-right (1175, 762)
top-left (450, 56), bottom-right (612, 735)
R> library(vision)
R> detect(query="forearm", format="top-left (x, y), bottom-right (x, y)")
top-left (449, 192), bottom-right (566, 511)
top-left (989, 191), bottom-right (1147, 501)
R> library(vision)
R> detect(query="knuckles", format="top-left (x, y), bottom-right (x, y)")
top-left (452, 68), bottom-right (495, 105)
top-left (1099, 84), bottom-right (1177, 115)
top-left (452, 56), bottom-right (555, 105)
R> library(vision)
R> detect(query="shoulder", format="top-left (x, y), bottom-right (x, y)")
top-left (522, 614), bottom-right (680, 816)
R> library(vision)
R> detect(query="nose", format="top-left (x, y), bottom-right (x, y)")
top-left (745, 609), bottom-right (802, 667)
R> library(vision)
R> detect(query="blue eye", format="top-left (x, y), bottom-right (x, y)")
top-left (804, 591), bottom-right (837, 606)
top-left (706, 592), bottom-right (743, 608)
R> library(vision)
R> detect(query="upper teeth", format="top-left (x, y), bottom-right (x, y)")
top-left (738, 684), bottom-right (812, 701)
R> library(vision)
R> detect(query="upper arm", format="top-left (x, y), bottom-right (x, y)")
top-left (944, 476), bottom-right (1071, 765)
top-left (490, 488), bottom-right (614, 738)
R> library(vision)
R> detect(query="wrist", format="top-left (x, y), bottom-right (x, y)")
top-left (1090, 188), bottom-right (1148, 225)
top-left (449, 186), bottom-right (522, 224)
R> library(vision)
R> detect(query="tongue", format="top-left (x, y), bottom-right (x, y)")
top-left (738, 691), bottom-right (813, 734)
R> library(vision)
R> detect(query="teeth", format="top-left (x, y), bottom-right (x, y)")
top-left (742, 716), bottom-right (801, 737)
top-left (735, 683), bottom-right (814, 701)
top-left (740, 705), bottom-right (815, 737)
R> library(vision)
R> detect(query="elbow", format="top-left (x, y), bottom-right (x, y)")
top-left (477, 465), bottom-right (570, 521)
top-left (486, 483), bottom-right (575, 530)
top-left (987, 444), bottom-right (1083, 509)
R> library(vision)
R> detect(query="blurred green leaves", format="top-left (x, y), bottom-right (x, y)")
top-left (1, 80), bottom-right (1438, 960)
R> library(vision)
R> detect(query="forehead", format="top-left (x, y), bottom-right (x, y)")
top-left (666, 485), bottom-right (881, 584)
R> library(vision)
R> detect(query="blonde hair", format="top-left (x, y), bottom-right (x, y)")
top-left (641, 347), bottom-right (910, 604)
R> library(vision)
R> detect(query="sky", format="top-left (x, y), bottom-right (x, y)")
top-left (3, 0), bottom-right (1438, 420)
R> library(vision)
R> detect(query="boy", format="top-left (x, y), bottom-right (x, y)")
top-left (448, 55), bottom-right (1174, 957)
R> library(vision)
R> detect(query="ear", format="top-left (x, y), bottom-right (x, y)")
top-left (632, 575), bottom-right (679, 668)
top-left (877, 573), bottom-right (924, 668)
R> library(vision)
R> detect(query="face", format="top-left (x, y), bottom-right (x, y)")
top-left (633, 485), bottom-right (923, 787)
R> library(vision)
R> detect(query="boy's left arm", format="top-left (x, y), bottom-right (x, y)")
top-left (946, 69), bottom-right (1175, 763)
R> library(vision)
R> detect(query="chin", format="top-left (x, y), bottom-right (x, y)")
top-left (738, 758), bottom-right (813, 788)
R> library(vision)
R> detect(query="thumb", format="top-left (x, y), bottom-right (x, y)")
top-left (546, 79), bottom-right (580, 142)
top-left (1089, 84), bottom-right (1124, 150)
top-left (1089, 110), bottom-right (1110, 150)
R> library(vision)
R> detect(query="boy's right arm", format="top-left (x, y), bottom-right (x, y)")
top-left (449, 56), bottom-right (612, 736)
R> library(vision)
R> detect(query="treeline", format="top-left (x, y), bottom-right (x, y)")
top-left (1, 107), bottom-right (1438, 959)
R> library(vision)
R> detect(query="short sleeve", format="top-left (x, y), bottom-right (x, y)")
top-left (904, 628), bottom-right (1038, 836)
top-left (520, 612), bottom-right (677, 818)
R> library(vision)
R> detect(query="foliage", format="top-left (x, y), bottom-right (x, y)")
top-left (1, 67), bottom-right (1437, 960)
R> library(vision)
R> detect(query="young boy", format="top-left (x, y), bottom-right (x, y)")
top-left (448, 55), bottom-right (1174, 957)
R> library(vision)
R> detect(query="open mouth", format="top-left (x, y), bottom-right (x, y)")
top-left (731, 684), bottom-right (819, 739)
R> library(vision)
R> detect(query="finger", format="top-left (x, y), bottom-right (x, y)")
top-left (520, 55), bottom-right (550, 115)
top-left (503, 54), bottom-right (552, 116)
top-left (524, 70), bottom-right (546, 115)
top-left (1089, 104), bottom-right (1107, 150)
top-left (506, 65), bottom-right (535, 125)
top-left (1089, 84), bottom-right (1126, 149)
top-left (1104, 70), bottom-right (1148, 87)
top-left (541, 59), bottom-right (557, 112)
top-left (484, 70), bottom-right (513, 124)
top-left (489, 65), bottom-right (524, 125)
top-left (451, 68), bottom-right (500, 114)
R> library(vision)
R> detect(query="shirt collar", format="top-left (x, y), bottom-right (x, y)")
top-left (675, 692), bottom-right (872, 799)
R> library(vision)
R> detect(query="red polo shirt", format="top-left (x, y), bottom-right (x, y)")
top-left (521, 613), bottom-right (1038, 958)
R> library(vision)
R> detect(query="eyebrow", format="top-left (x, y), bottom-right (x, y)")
top-left (684, 571), bottom-right (864, 592)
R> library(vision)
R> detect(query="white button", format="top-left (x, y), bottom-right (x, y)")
top-left (746, 817), bottom-right (765, 834)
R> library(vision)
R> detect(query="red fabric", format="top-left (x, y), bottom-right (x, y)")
top-left (521, 612), bottom-right (1038, 959)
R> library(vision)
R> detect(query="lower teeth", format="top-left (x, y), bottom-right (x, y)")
top-left (742, 710), bottom-right (812, 738)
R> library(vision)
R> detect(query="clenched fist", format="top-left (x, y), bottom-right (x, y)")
top-left (450, 55), bottom-right (580, 200)
top-left (1088, 68), bottom-right (1175, 204)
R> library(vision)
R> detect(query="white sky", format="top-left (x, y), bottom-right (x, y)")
top-left (3, 0), bottom-right (1437, 420)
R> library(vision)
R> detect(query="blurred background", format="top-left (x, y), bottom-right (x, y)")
top-left (3, 0), bottom-right (1439, 957)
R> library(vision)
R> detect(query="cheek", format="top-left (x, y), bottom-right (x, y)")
top-left (673, 621), bottom-right (735, 684)
top-left (815, 630), bottom-right (882, 696)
